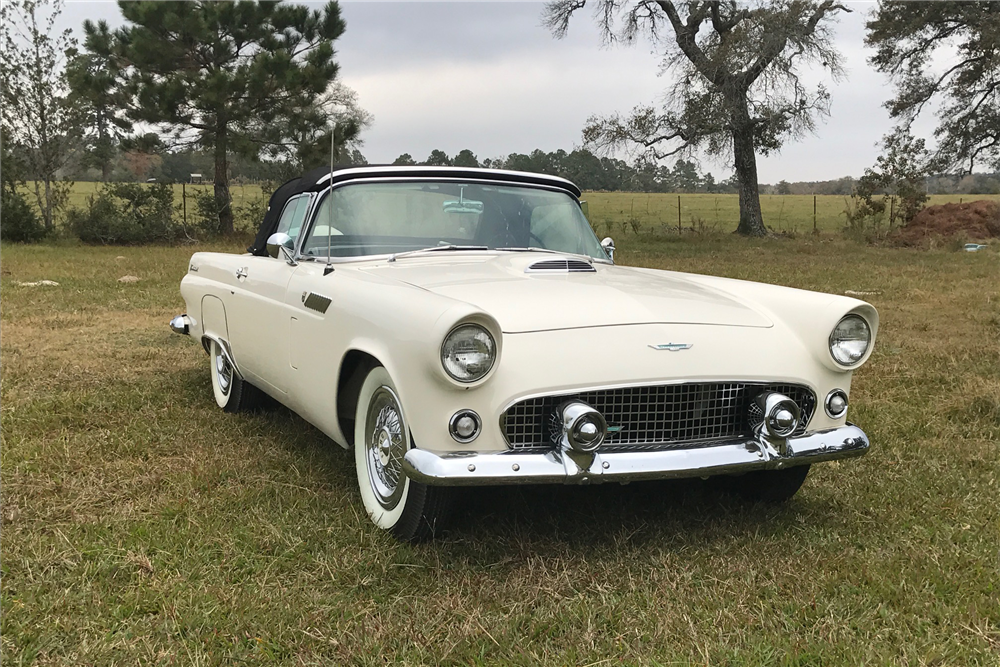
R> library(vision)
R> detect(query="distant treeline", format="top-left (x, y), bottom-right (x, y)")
top-left (773, 172), bottom-right (1000, 196)
top-left (55, 142), bottom-right (1000, 197)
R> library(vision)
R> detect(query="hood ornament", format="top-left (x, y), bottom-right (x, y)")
top-left (649, 343), bottom-right (693, 351)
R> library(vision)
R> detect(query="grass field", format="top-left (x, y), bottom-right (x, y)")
top-left (584, 192), bottom-right (1000, 235)
top-left (28, 180), bottom-right (1000, 237)
top-left (2, 236), bottom-right (999, 665)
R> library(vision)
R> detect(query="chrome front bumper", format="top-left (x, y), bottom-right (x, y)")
top-left (403, 424), bottom-right (869, 486)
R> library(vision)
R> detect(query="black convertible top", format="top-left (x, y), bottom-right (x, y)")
top-left (246, 165), bottom-right (582, 257)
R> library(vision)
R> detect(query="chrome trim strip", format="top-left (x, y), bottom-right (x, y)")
top-left (313, 166), bottom-right (579, 192)
top-left (402, 424), bottom-right (869, 487)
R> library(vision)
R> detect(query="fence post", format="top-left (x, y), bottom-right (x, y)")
top-left (813, 195), bottom-right (817, 234)
top-left (182, 182), bottom-right (187, 226)
top-left (677, 194), bottom-right (681, 234)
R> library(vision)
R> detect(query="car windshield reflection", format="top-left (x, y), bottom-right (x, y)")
top-left (300, 181), bottom-right (608, 260)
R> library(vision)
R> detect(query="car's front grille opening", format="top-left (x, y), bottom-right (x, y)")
top-left (500, 382), bottom-right (816, 451)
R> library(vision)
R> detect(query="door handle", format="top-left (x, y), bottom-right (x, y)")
top-left (236, 267), bottom-right (248, 280)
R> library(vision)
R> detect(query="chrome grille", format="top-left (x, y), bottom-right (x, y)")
top-left (501, 382), bottom-right (816, 451)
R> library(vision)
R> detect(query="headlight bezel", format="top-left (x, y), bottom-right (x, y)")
top-left (828, 314), bottom-right (872, 368)
top-left (440, 322), bottom-right (497, 384)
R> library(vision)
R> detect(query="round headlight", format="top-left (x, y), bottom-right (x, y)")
top-left (829, 315), bottom-right (871, 366)
top-left (441, 324), bottom-right (496, 382)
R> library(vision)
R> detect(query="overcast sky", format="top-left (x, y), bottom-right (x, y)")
top-left (60, 1), bottom-right (931, 183)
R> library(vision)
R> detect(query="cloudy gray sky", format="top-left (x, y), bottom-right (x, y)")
top-left (62, 1), bottom-right (927, 183)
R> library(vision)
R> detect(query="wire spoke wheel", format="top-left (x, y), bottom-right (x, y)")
top-left (353, 365), bottom-right (453, 541)
top-left (364, 386), bottom-right (407, 510)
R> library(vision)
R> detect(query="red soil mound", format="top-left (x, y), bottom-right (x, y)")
top-left (895, 200), bottom-right (1000, 245)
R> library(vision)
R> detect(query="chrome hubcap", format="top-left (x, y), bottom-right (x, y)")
top-left (215, 345), bottom-right (233, 396)
top-left (365, 386), bottom-right (406, 510)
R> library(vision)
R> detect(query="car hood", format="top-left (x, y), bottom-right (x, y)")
top-left (358, 254), bottom-right (773, 333)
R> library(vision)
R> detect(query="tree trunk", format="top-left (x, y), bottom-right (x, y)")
top-left (42, 177), bottom-right (53, 232)
top-left (730, 96), bottom-right (767, 237)
top-left (214, 128), bottom-right (233, 236)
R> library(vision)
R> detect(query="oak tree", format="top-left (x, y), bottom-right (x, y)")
top-left (544, 0), bottom-right (849, 235)
top-left (866, 1), bottom-right (1000, 173)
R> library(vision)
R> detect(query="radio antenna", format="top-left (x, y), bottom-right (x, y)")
top-left (324, 125), bottom-right (335, 275)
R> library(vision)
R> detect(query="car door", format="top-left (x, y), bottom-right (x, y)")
top-left (225, 193), bottom-right (314, 395)
top-left (279, 191), bottom-right (354, 440)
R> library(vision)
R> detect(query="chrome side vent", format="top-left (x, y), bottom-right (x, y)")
top-left (525, 259), bottom-right (596, 274)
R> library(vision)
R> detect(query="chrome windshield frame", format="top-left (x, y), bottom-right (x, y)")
top-left (293, 176), bottom-right (611, 264)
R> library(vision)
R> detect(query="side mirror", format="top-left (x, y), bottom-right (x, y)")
top-left (579, 200), bottom-right (590, 221)
top-left (266, 232), bottom-right (296, 265)
top-left (601, 237), bottom-right (615, 262)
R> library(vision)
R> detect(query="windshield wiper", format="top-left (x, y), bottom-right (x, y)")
top-left (494, 247), bottom-right (565, 255)
top-left (387, 244), bottom-right (490, 262)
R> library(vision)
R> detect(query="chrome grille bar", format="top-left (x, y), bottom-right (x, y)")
top-left (500, 382), bottom-right (816, 451)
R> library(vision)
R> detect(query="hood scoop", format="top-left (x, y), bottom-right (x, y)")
top-left (525, 258), bottom-right (596, 274)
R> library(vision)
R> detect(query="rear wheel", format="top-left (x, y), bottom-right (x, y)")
top-left (722, 465), bottom-right (811, 503)
top-left (354, 366), bottom-right (451, 541)
top-left (208, 339), bottom-right (262, 413)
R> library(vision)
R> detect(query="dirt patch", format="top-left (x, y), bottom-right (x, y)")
top-left (894, 200), bottom-right (1000, 246)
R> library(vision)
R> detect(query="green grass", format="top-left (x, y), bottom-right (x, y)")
top-left (26, 180), bottom-right (1000, 238)
top-left (584, 192), bottom-right (1000, 235)
top-left (2, 237), bottom-right (1000, 665)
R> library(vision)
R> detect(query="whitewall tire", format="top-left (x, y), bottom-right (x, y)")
top-left (208, 339), bottom-right (261, 413)
top-left (354, 365), bottom-right (451, 541)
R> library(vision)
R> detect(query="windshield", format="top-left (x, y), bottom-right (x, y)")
top-left (300, 181), bottom-right (608, 260)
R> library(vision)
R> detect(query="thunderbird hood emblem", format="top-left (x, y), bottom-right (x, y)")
top-left (649, 343), bottom-right (693, 351)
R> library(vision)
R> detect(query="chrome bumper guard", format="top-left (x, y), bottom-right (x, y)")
top-left (403, 424), bottom-right (869, 487)
top-left (169, 314), bottom-right (192, 335)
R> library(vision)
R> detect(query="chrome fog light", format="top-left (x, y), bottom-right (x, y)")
top-left (557, 401), bottom-right (607, 453)
top-left (754, 392), bottom-right (801, 439)
top-left (449, 410), bottom-right (481, 443)
top-left (825, 389), bottom-right (849, 418)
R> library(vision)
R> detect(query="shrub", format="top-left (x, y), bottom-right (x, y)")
top-left (233, 183), bottom-right (272, 237)
top-left (1, 186), bottom-right (46, 243)
top-left (191, 184), bottom-right (271, 239)
top-left (69, 182), bottom-right (180, 244)
top-left (844, 129), bottom-right (930, 243)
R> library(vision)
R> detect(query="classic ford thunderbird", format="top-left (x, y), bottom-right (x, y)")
top-left (170, 166), bottom-right (877, 541)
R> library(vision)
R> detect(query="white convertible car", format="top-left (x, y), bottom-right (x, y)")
top-left (171, 166), bottom-right (877, 541)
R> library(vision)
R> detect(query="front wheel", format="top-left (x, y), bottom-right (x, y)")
top-left (354, 366), bottom-right (452, 541)
top-left (721, 465), bottom-right (811, 503)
